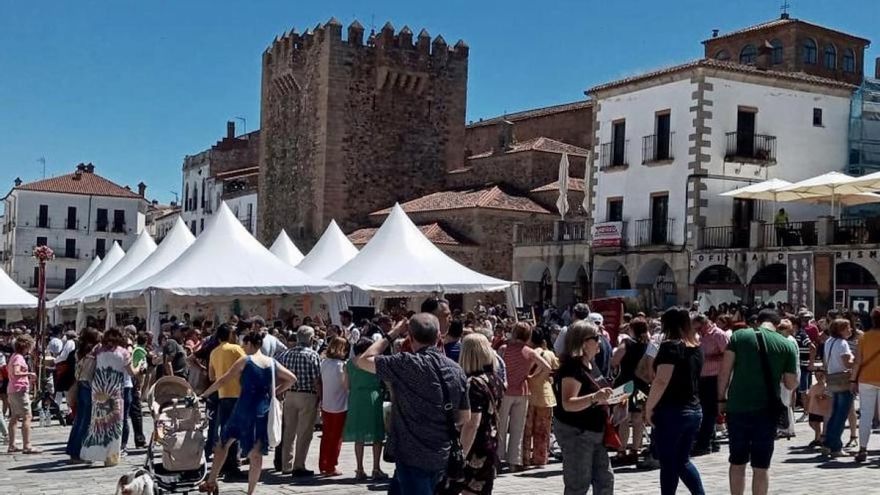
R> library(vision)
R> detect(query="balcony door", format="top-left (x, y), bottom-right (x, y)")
top-left (651, 194), bottom-right (669, 244)
top-left (655, 112), bottom-right (671, 160)
top-left (732, 198), bottom-right (756, 248)
top-left (612, 121), bottom-right (626, 166)
top-left (736, 109), bottom-right (756, 157)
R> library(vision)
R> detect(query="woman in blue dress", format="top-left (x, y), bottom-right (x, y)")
top-left (199, 331), bottom-right (296, 495)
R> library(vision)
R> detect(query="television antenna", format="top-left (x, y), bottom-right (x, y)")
top-left (233, 116), bottom-right (247, 135)
top-left (780, 1), bottom-right (791, 16)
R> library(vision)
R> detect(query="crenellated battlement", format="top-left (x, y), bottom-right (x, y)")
top-left (263, 17), bottom-right (468, 64)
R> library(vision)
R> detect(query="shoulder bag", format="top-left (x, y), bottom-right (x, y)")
top-left (755, 331), bottom-right (790, 429)
top-left (583, 362), bottom-right (623, 450)
top-left (825, 338), bottom-right (853, 393)
top-left (267, 359), bottom-right (283, 448)
top-left (428, 356), bottom-right (466, 481)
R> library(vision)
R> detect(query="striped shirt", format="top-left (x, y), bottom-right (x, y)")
top-left (502, 341), bottom-right (530, 396)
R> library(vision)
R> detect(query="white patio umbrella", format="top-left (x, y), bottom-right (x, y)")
top-left (779, 192), bottom-right (880, 207)
top-left (556, 153), bottom-right (570, 219)
top-left (720, 178), bottom-right (793, 201)
top-left (775, 171), bottom-right (866, 217)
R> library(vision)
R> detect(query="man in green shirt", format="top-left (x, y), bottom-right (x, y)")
top-left (718, 309), bottom-right (797, 495)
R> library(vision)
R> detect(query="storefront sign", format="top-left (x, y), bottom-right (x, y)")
top-left (591, 221), bottom-right (623, 247)
top-left (787, 253), bottom-right (814, 310)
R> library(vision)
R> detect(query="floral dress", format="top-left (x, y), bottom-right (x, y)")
top-left (81, 345), bottom-right (130, 465)
top-left (440, 369), bottom-right (506, 495)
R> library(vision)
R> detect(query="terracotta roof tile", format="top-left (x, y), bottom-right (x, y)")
top-left (370, 185), bottom-right (553, 216)
top-left (587, 58), bottom-right (857, 94)
top-left (468, 100), bottom-right (592, 128)
top-left (702, 17), bottom-right (870, 44)
top-left (13, 170), bottom-right (142, 199)
top-left (531, 178), bottom-right (586, 193)
top-left (348, 222), bottom-right (469, 246)
top-left (468, 137), bottom-right (590, 159)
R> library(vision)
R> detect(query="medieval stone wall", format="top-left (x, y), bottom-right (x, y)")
top-left (258, 19), bottom-right (468, 247)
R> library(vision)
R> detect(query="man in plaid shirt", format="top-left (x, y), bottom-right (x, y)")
top-left (275, 326), bottom-right (321, 476)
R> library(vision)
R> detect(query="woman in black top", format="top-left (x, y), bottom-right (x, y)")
top-left (645, 308), bottom-right (705, 495)
top-left (553, 320), bottom-right (614, 495)
top-left (610, 317), bottom-right (650, 464)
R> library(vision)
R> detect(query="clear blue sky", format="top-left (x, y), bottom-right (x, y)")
top-left (1, 0), bottom-right (877, 206)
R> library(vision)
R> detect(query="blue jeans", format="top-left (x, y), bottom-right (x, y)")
top-left (652, 406), bottom-right (705, 495)
top-left (824, 391), bottom-right (854, 452)
top-left (121, 387), bottom-right (132, 448)
top-left (389, 463), bottom-right (443, 495)
top-left (65, 382), bottom-right (91, 458)
top-left (204, 393), bottom-right (219, 461)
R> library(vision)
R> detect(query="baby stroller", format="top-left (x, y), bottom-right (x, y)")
top-left (144, 376), bottom-right (208, 494)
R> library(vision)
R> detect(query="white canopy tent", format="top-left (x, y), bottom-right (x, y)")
top-left (50, 242), bottom-right (125, 309)
top-left (776, 171), bottom-right (867, 217)
top-left (47, 256), bottom-right (101, 324)
top-left (80, 231), bottom-right (157, 304)
top-left (116, 202), bottom-right (348, 338)
top-left (296, 220), bottom-right (359, 278)
top-left (269, 229), bottom-right (305, 266)
top-left (0, 266), bottom-right (37, 309)
top-left (110, 218), bottom-right (195, 301)
top-left (328, 204), bottom-right (522, 309)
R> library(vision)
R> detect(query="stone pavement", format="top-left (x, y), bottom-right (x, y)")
top-left (3, 417), bottom-right (880, 494)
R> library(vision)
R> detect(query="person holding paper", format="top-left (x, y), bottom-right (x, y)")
top-left (645, 308), bottom-right (705, 495)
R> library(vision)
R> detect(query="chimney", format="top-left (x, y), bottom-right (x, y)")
top-left (14, 177), bottom-right (21, 187)
top-left (712, 29), bottom-right (719, 38)
top-left (496, 120), bottom-right (515, 153)
top-left (756, 42), bottom-right (772, 70)
top-left (226, 121), bottom-right (235, 139)
top-left (76, 163), bottom-right (86, 173)
top-left (138, 181), bottom-right (147, 197)
top-left (84, 163), bottom-right (94, 173)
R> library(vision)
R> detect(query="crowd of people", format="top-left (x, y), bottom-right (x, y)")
top-left (2, 297), bottom-right (880, 494)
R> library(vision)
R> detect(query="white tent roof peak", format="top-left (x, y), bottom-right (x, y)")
top-left (80, 231), bottom-right (158, 303)
top-left (328, 203), bottom-right (513, 294)
top-left (52, 242), bottom-right (126, 307)
top-left (270, 229), bottom-right (305, 266)
top-left (110, 217), bottom-right (196, 300)
top-left (115, 201), bottom-right (347, 298)
top-left (296, 220), bottom-right (359, 278)
top-left (0, 266), bottom-right (37, 309)
top-left (47, 256), bottom-right (101, 308)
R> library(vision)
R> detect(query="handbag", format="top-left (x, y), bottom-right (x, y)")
top-left (755, 331), bottom-right (789, 430)
top-left (825, 338), bottom-right (853, 393)
top-left (584, 363), bottom-right (623, 450)
top-left (427, 357), bottom-right (466, 481)
top-left (267, 359), bottom-right (283, 448)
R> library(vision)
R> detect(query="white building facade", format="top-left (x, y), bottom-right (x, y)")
top-left (586, 59), bottom-right (854, 308)
top-left (2, 163), bottom-right (146, 296)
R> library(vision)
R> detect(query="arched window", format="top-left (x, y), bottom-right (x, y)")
top-left (803, 38), bottom-right (817, 64)
top-left (824, 44), bottom-right (837, 69)
top-left (770, 39), bottom-right (783, 64)
top-left (843, 48), bottom-right (856, 73)
top-left (740, 44), bottom-right (757, 64)
top-left (715, 49), bottom-right (731, 61)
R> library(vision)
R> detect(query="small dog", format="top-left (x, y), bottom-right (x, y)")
top-left (115, 468), bottom-right (155, 495)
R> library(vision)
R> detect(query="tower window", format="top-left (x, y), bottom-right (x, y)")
top-left (813, 108), bottom-right (823, 127)
top-left (770, 39), bottom-right (783, 64)
top-left (715, 49), bottom-right (731, 61)
top-left (824, 44), bottom-right (837, 70)
top-left (739, 45), bottom-right (757, 65)
top-left (843, 49), bottom-right (856, 73)
top-left (803, 38), bottom-right (818, 65)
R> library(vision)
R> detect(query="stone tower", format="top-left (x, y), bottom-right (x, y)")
top-left (258, 18), bottom-right (469, 246)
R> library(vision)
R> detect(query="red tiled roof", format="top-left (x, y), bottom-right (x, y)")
top-left (348, 222), bottom-right (469, 246)
top-left (370, 185), bottom-right (553, 216)
top-left (14, 170), bottom-right (142, 199)
top-left (468, 100), bottom-right (592, 128)
top-left (702, 17), bottom-right (870, 44)
top-left (531, 177), bottom-right (586, 193)
top-left (587, 58), bottom-right (857, 94)
top-left (468, 137), bottom-right (590, 159)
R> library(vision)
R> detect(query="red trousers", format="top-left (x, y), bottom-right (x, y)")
top-left (319, 410), bottom-right (347, 474)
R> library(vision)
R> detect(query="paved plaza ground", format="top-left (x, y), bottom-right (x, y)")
top-left (3, 418), bottom-right (880, 494)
